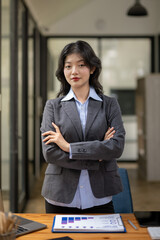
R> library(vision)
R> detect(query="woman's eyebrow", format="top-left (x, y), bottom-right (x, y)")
top-left (65, 59), bottom-right (84, 64)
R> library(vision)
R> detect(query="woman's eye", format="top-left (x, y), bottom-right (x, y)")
top-left (79, 64), bottom-right (85, 67)
top-left (65, 65), bottom-right (71, 69)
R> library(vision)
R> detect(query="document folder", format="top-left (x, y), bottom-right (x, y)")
top-left (52, 214), bottom-right (126, 233)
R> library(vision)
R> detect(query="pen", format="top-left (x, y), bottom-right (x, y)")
top-left (127, 219), bottom-right (138, 230)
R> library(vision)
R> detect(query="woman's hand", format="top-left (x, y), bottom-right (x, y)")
top-left (104, 127), bottom-right (115, 140)
top-left (42, 122), bottom-right (70, 152)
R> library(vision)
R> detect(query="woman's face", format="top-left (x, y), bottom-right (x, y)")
top-left (64, 53), bottom-right (94, 91)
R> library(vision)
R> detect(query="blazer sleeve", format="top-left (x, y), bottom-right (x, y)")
top-left (70, 97), bottom-right (125, 161)
top-left (40, 100), bottom-right (99, 170)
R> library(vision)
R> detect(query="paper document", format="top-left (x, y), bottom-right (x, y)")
top-left (148, 227), bottom-right (160, 239)
top-left (52, 214), bottom-right (126, 233)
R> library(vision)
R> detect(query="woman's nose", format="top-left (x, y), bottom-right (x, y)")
top-left (72, 66), bottom-right (78, 74)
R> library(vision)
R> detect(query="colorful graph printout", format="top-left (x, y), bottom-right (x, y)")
top-left (52, 214), bottom-right (126, 233)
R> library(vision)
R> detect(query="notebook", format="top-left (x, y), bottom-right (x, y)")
top-left (0, 190), bottom-right (47, 237)
top-left (52, 214), bottom-right (126, 233)
top-left (147, 227), bottom-right (160, 240)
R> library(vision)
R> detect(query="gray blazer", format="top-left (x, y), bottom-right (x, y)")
top-left (41, 94), bottom-right (125, 204)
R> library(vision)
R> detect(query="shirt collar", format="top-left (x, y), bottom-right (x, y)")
top-left (61, 87), bottom-right (102, 102)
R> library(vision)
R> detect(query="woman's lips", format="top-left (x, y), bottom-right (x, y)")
top-left (72, 77), bottom-right (80, 81)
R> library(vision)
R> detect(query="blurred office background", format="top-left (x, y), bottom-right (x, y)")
top-left (0, 0), bottom-right (160, 213)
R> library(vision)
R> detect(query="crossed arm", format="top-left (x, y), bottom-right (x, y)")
top-left (42, 122), bottom-right (115, 153)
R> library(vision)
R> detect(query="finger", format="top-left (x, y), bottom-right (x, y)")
top-left (45, 140), bottom-right (53, 145)
top-left (44, 135), bottom-right (56, 144)
top-left (108, 130), bottom-right (115, 136)
top-left (106, 127), bottom-right (114, 135)
top-left (107, 127), bottom-right (114, 133)
top-left (43, 135), bottom-right (54, 142)
top-left (45, 139), bottom-right (54, 145)
top-left (105, 128), bottom-right (114, 137)
top-left (52, 122), bottom-right (60, 133)
top-left (104, 130), bottom-right (115, 140)
top-left (42, 131), bottom-right (54, 136)
top-left (107, 130), bottom-right (115, 138)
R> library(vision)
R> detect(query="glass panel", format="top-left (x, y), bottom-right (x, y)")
top-left (101, 38), bottom-right (151, 161)
top-left (101, 39), bottom-right (151, 95)
top-left (18, 1), bottom-right (24, 204)
top-left (28, 16), bottom-right (35, 180)
top-left (1, 0), bottom-right (10, 212)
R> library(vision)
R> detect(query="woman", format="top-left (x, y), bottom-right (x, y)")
top-left (40, 40), bottom-right (125, 213)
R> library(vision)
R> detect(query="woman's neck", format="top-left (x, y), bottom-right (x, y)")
top-left (72, 86), bottom-right (90, 104)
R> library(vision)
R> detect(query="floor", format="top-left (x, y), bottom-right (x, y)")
top-left (24, 162), bottom-right (160, 213)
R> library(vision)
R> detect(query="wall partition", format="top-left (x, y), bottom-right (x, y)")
top-left (1, 0), bottom-right (45, 212)
top-left (1, 0), bottom-right (11, 211)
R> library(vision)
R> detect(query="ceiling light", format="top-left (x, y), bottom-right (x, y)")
top-left (127, 0), bottom-right (148, 17)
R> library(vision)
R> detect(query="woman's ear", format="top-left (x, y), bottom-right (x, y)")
top-left (90, 66), bottom-right (96, 74)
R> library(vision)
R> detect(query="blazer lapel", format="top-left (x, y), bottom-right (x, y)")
top-left (85, 98), bottom-right (102, 138)
top-left (62, 100), bottom-right (83, 140)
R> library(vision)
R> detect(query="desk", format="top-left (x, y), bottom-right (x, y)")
top-left (16, 213), bottom-right (151, 240)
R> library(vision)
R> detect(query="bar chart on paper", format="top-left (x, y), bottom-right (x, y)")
top-left (61, 216), bottom-right (95, 228)
top-left (52, 214), bottom-right (126, 232)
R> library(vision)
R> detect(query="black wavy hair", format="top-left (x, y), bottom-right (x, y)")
top-left (55, 40), bottom-right (103, 97)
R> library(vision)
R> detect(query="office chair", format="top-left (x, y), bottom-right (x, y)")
top-left (112, 168), bottom-right (133, 213)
